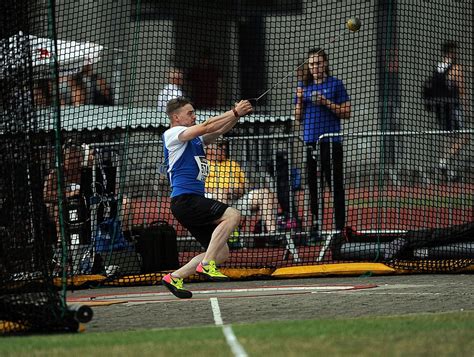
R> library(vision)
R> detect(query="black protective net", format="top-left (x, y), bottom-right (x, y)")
top-left (1, 0), bottom-right (473, 332)
top-left (0, 0), bottom-right (93, 334)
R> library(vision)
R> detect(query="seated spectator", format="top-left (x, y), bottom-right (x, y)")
top-left (43, 143), bottom-right (93, 244)
top-left (43, 143), bottom-right (130, 244)
top-left (205, 141), bottom-right (278, 233)
top-left (32, 76), bottom-right (85, 108)
top-left (58, 73), bottom-right (86, 106)
top-left (78, 63), bottom-right (114, 106)
top-left (33, 75), bottom-right (86, 108)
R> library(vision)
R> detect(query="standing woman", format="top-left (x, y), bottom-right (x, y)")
top-left (295, 48), bottom-right (351, 233)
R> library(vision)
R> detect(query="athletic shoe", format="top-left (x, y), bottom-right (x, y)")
top-left (162, 273), bottom-right (192, 299)
top-left (196, 261), bottom-right (230, 281)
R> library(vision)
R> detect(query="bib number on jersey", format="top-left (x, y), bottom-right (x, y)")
top-left (194, 156), bottom-right (209, 182)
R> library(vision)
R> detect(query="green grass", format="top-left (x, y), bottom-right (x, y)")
top-left (1, 311), bottom-right (473, 356)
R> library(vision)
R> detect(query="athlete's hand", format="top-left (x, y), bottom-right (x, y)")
top-left (234, 100), bottom-right (253, 117)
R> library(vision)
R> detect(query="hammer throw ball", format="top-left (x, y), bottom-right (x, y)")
top-left (346, 17), bottom-right (361, 32)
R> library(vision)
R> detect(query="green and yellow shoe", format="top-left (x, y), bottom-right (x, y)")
top-left (162, 273), bottom-right (192, 299)
top-left (196, 260), bottom-right (230, 281)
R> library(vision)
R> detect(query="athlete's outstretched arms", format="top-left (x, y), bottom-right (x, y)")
top-left (180, 100), bottom-right (253, 144)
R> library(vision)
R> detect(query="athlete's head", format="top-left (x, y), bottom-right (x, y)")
top-left (166, 97), bottom-right (196, 127)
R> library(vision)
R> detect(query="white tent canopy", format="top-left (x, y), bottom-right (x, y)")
top-left (32, 106), bottom-right (292, 132)
top-left (1, 32), bottom-right (103, 78)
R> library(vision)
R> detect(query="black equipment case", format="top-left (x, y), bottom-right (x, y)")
top-left (134, 221), bottom-right (180, 273)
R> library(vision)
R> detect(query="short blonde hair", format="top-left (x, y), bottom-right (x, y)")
top-left (166, 97), bottom-right (192, 117)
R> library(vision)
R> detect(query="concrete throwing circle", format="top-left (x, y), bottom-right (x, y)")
top-left (68, 283), bottom-right (378, 305)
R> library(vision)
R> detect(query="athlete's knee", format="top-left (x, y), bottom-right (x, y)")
top-left (224, 206), bottom-right (241, 225)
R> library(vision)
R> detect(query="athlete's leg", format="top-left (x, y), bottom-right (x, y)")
top-left (171, 252), bottom-right (205, 279)
top-left (169, 196), bottom-right (236, 279)
top-left (203, 206), bottom-right (240, 263)
top-left (171, 241), bottom-right (231, 279)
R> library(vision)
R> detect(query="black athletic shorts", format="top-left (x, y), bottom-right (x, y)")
top-left (171, 194), bottom-right (229, 249)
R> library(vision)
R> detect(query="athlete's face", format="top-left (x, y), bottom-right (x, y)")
top-left (174, 104), bottom-right (196, 127)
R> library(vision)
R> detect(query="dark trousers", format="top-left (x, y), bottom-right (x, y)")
top-left (307, 141), bottom-right (346, 230)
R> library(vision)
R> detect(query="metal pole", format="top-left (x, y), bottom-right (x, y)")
top-left (284, 136), bottom-right (300, 262)
top-left (315, 144), bottom-right (323, 237)
top-left (329, 138), bottom-right (335, 233)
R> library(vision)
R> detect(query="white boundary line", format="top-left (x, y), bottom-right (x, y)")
top-left (210, 298), bottom-right (224, 325)
top-left (72, 285), bottom-right (364, 301)
top-left (210, 297), bottom-right (248, 357)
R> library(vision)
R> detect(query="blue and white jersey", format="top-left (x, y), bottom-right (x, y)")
top-left (163, 126), bottom-right (209, 198)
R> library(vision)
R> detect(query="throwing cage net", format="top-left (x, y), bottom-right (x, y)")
top-left (1, 0), bottom-right (472, 333)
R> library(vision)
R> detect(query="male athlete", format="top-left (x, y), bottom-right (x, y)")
top-left (161, 97), bottom-right (253, 298)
